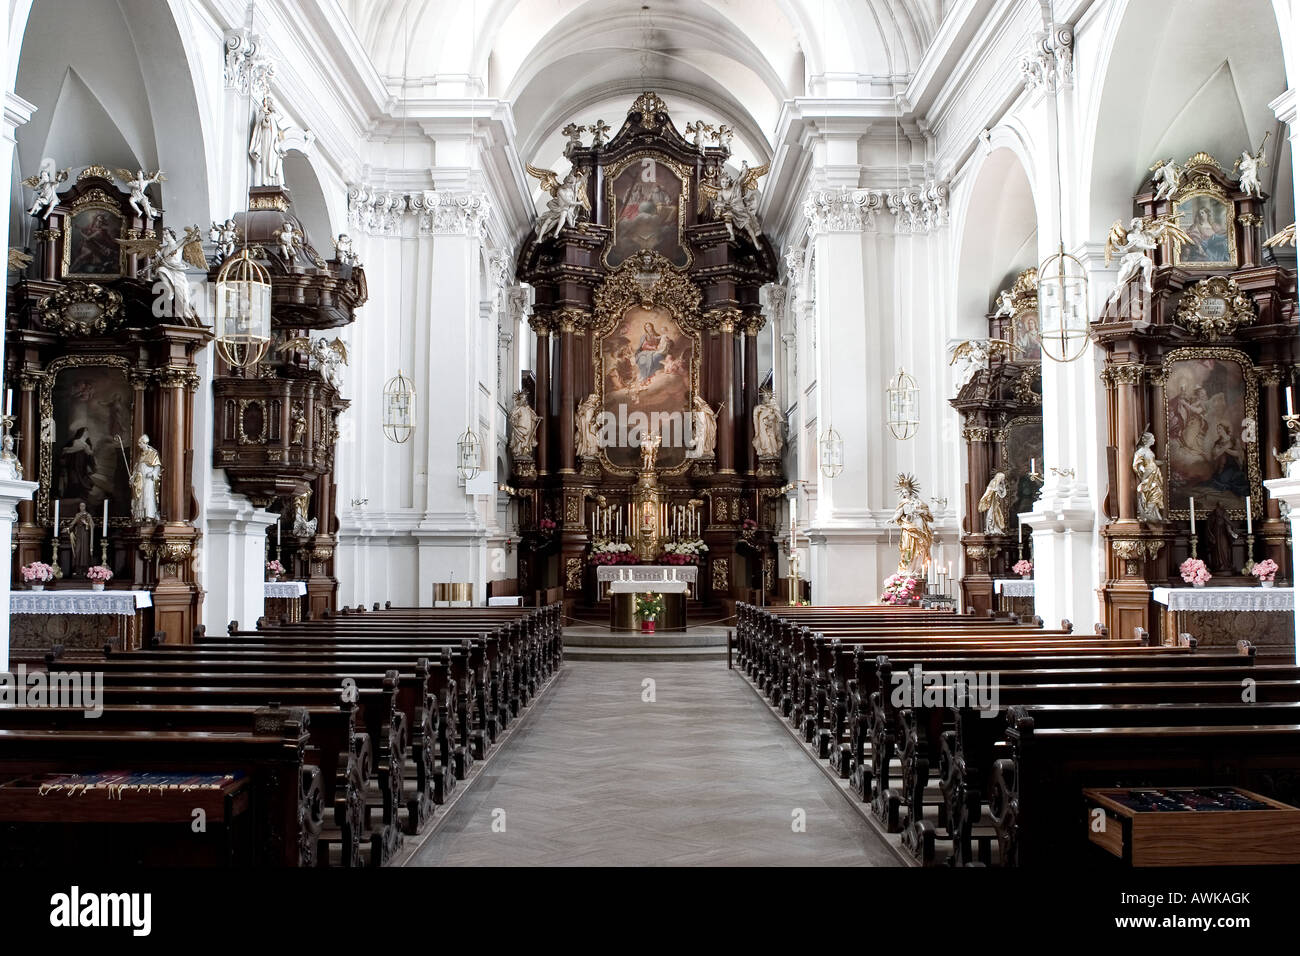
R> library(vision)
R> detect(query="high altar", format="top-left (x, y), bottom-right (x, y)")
top-left (510, 93), bottom-right (784, 618)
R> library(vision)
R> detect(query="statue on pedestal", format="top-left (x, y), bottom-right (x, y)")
top-left (1132, 430), bottom-right (1165, 522)
top-left (753, 388), bottom-right (783, 459)
top-left (67, 502), bottom-right (95, 575)
top-left (129, 435), bottom-right (162, 524)
top-left (892, 473), bottom-right (934, 576)
top-left (639, 431), bottom-right (662, 473)
top-left (689, 394), bottom-right (717, 460)
top-left (1204, 501), bottom-right (1238, 573)
top-left (509, 390), bottom-right (540, 459)
top-left (575, 392), bottom-right (601, 459)
top-left (979, 472), bottom-right (1011, 535)
top-left (292, 489), bottom-right (317, 538)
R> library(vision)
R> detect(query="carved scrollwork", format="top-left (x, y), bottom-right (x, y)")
top-left (1174, 276), bottom-right (1255, 340)
top-left (37, 281), bottom-right (123, 336)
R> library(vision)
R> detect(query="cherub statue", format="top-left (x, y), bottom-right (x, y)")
top-left (22, 158), bottom-right (69, 220)
top-left (993, 288), bottom-right (1017, 319)
top-left (1132, 429), bottom-right (1165, 522)
top-left (149, 226), bottom-right (206, 322)
top-left (508, 390), bottom-right (540, 459)
top-left (209, 218), bottom-right (240, 260)
top-left (526, 164), bottom-right (591, 242)
top-left (561, 122), bottom-right (586, 149)
top-left (279, 335), bottom-right (349, 390)
top-left (333, 233), bottom-right (359, 266)
top-left (589, 119), bottom-right (611, 147)
top-left (978, 471), bottom-right (1011, 535)
top-left (273, 220), bottom-right (302, 262)
top-left (1148, 157), bottom-right (1184, 202)
top-left (1104, 214), bottom-right (1192, 303)
top-left (713, 124), bottom-right (734, 149)
top-left (949, 339), bottom-right (1013, 390)
top-left (892, 473), bottom-right (934, 576)
top-left (699, 161), bottom-right (769, 247)
top-left (1235, 134), bottom-right (1269, 199)
top-left (685, 120), bottom-right (715, 149)
top-left (114, 168), bottom-right (165, 220)
top-left (639, 431), bottom-right (662, 473)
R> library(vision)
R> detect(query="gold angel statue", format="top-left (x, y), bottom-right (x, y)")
top-left (892, 473), bottom-right (934, 576)
top-left (698, 160), bottom-right (769, 246)
top-left (526, 163), bottom-right (590, 242)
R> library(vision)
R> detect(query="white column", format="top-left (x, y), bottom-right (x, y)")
top-left (1270, 87), bottom-right (1297, 232)
top-left (0, 93), bottom-right (37, 669)
top-left (202, 474), bottom-right (278, 633)
top-left (1264, 476), bottom-right (1300, 665)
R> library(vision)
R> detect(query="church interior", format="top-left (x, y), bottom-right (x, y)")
top-left (1, 0), bottom-right (1299, 911)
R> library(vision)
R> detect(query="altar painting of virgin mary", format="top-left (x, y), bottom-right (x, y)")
top-left (600, 305), bottom-right (695, 471)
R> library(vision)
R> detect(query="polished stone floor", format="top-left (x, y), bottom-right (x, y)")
top-left (407, 661), bottom-right (899, 866)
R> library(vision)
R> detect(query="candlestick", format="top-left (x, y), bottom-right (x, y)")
top-left (1245, 532), bottom-right (1256, 573)
top-left (100, 534), bottom-right (109, 569)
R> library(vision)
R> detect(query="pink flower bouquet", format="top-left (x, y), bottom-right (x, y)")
top-left (266, 559), bottom-right (284, 578)
top-left (20, 561), bottom-right (55, 584)
top-left (1251, 558), bottom-right (1279, 583)
top-left (1179, 557), bottom-right (1211, 586)
top-left (1012, 559), bottom-right (1033, 577)
top-left (86, 565), bottom-right (113, 583)
top-left (881, 572), bottom-right (919, 605)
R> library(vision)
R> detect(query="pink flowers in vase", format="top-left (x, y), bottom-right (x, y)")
top-left (1012, 559), bottom-right (1033, 577)
top-left (881, 572), bottom-right (919, 605)
top-left (1251, 558), bottom-right (1279, 585)
top-left (20, 561), bottom-right (55, 585)
top-left (86, 565), bottom-right (113, 583)
top-left (266, 559), bottom-right (284, 579)
top-left (538, 518), bottom-right (557, 532)
top-left (1179, 557), bottom-right (1211, 587)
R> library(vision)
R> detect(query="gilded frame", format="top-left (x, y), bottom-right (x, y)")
top-left (1161, 346), bottom-right (1259, 520)
top-left (590, 254), bottom-right (703, 477)
top-left (61, 189), bottom-right (127, 280)
top-left (38, 355), bottom-right (134, 526)
top-left (602, 151), bottom-right (693, 270)
top-left (1172, 176), bottom-right (1237, 271)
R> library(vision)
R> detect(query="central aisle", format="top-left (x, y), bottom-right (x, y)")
top-left (408, 661), bottom-right (900, 866)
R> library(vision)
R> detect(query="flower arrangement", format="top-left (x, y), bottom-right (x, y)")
top-left (20, 561), bottom-right (55, 585)
top-left (1012, 559), bottom-right (1033, 577)
top-left (881, 572), bottom-right (919, 605)
top-left (86, 565), bottom-right (113, 583)
top-left (538, 518), bottom-right (557, 532)
top-left (1180, 557), bottom-right (1211, 586)
top-left (660, 539), bottom-right (708, 565)
top-left (1251, 558), bottom-right (1279, 584)
top-left (634, 592), bottom-right (664, 621)
top-left (741, 518), bottom-right (758, 531)
top-left (266, 559), bottom-right (284, 578)
top-left (590, 541), bottom-right (637, 565)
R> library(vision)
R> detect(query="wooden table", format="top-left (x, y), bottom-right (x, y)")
top-left (1152, 585), bottom-right (1294, 656)
top-left (10, 589), bottom-right (153, 653)
top-left (264, 580), bottom-right (306, 623)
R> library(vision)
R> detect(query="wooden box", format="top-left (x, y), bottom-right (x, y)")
top-left (1084, 787), bottom-right (1300, 866)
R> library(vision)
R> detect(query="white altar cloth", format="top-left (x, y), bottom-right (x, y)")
top-left (1152, 586), bottom-right (1293, 612)
top-left (993, 579), bottom-right (1035, 597)
top-left (488, 596), bottom-right (523, 607)
top-left (10, 589), bottom-right (153, 615)
top-left (609, 580), bottom-right (691, 594)
top-left (264, 581), bottom-right (307, 599)
top-left (596, 565), bottom-right (698, 584)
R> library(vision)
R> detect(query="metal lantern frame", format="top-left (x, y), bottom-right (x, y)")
top-left (885, 366), bottom-right (921, 441)
top-left (382, 368), bottom-right (416, 443)
top-left (456, 426), bottom-right (481, 482)
top-left (1036, 241), bottom-right (1091, 363)
top-left (213, 249), bottom-right (272, 369)
top-left (819, 427), bottom-right (844, 478)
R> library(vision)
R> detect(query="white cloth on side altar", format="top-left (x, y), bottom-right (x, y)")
top-left (10, 589), bottom-right (153, 615)
top-left (1151, 586), bottom-right (1293, 612)
top-left (993, 579), bottom-right (1035, 597)
top-left (264, 581), bottom-right (307, 599)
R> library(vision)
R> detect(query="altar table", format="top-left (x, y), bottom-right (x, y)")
top-left (1152, 586), bottom-right (1295, 657)
top-left (992, 578), bottom-right (1035, 617)
top-left (597, 565), bottom-right (696, 632)
top-left (264, 580), bottom-right (307, 623)
top-left (10, 589), bottom-right (153, 653)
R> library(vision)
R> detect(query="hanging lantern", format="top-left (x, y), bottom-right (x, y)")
top-left (456, 426), bottom-right (481, 482)
top-left (213, 250), bottom-right (272, 368)
top-left (885, 367), bottom-right (920, 440)
top-left (1036, 242), bottom-right (1091, 362)
top-left (819, 427), bottom-right (844, 478)
top-left (383, 369), bottom-right (416, 443)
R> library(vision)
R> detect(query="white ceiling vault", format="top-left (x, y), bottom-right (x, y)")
top-left (341, 0), bottom-right (950, 173)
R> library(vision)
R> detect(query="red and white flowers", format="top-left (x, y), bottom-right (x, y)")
top-left (1251, 558), bottom-right (1279, 583)
top-left (881, 572), bottom-right (919, 605)
top-left (1179, 557), bottom-right (1211, 586)
top-left (1012, 559), bottom-right (1033, 577)
top-left (590, 541), bottom-right (636, 566)
top-left (20, 561), bottom-right (55, 584)
top-left (660, 539), bottom-right (708, 565)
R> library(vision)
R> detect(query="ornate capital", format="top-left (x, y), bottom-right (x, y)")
top-left (528, 314), bottom-right (554, 336)
top-left (962, 425), bottom-right (991, 443)
top-left (1260, 367), bottom-right (1283, 387)
top-left (419, 190), bottom-right (491, 237)
top-left (224, 29), bottom-right (275, 96)
top-left (1108, 363), bottom-right (1146, 386)
top-left (557, 308), bottom-right (588, 333)
top-left (885, 182), bottom-right (950, 233)
top-left (707, 307), bottom-right (742, 333)
top-left (1020, 24), bottom-right (1073, 92)
top-left (347, 185), bottom-right (407, 236)
top-left (803, 189), bottom-right (885, 235)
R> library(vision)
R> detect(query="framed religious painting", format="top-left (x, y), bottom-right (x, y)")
top-left (39, 356), bottom-right (134, 525)
top-left (604, 153), bottom-right (691, 269)
top-left (595, 304), bottom-right (698, 473)
top-left (1000, 416), bottom-right (1044, 517)
top-left (1162, 348), bottom-right (1260, 519)
top-left (1172, 187), bottom-right (1236, 271)
top-left (61, 193), bottom-right (126, 279)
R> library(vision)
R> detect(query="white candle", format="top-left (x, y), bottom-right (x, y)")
top-left (591, 513), bottom-right (596, 537)
top-left (1246, 497), bottom-right (1252, 534)
top-left (1030, 458), bottom-right (1035, 475)
top-left (102, 498), bottom-right (108, 536)
top-left (1189, 497), bottom-right (1196, 534)
top-left (53, 499), bottom-right (59, 533)
top-left (1289, 388), bottom-right (1295, 417)
top-left (4, 389), bottom-right (10, 416)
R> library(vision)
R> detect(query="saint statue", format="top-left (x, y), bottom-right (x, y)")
top-left (979, 472), bottom-right (1011, 535)
top-left (892, 473), bottom-right (934, 576)
top-left (574, 392), bottom-right (601, 459)
top-left (67, 501), bottom-right (95, 575)
top-left (689, 394), bottom-right (718, 459)
top-left (508, 390), bottom-right (541, 459)
top-left (292, 489), bottom-right (318, 538)
top-left (129, 434), bottom-right (162, 524)
top-left (248, 94), bottom-right (314, 187)
top-left (639, 431), bottom-right (662, 473)
top-left (753, 389), bottom-right (783, 459)
top-left (1204, 501), bottom-right (1238, 574)
top-left (1132, 430), bottom-right (1165, 522)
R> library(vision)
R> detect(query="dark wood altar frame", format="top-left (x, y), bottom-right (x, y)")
top-left (514, 93), bottom-right (781, 612)
top-left (1091, 150), bottom-right (1297, 643)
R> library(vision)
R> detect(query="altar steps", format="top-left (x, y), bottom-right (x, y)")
top-left (562, 624), bottom-right (730, 662)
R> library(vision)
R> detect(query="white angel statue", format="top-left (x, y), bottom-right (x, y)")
top-left (1104, 215), bottom-right (1192, 303)
top-left (22, 158), bottom-right (69, 220)
top-left (685, 121), bottom-right (714, 149)
top-left (699, 161), bottom-right (769, 247)
top-left (1235, 135), bottom-right (1269, 199)
top-left (209, 218), bottom-right (239, 260)
top-left (279, 335), bottom-right (349, 390)
top-left (150, 226), bottom-right (207, 321)
top-left (1149, 157), bottom-right (1184, 202)
top-left (115, 168), bottom-right (165, 220)
top-left (333, 233), bottom-right (359, 266)
top-left (526, 164), bottom-right (591, 242)
top-left (949, 339), bottom-right (1013, 391)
